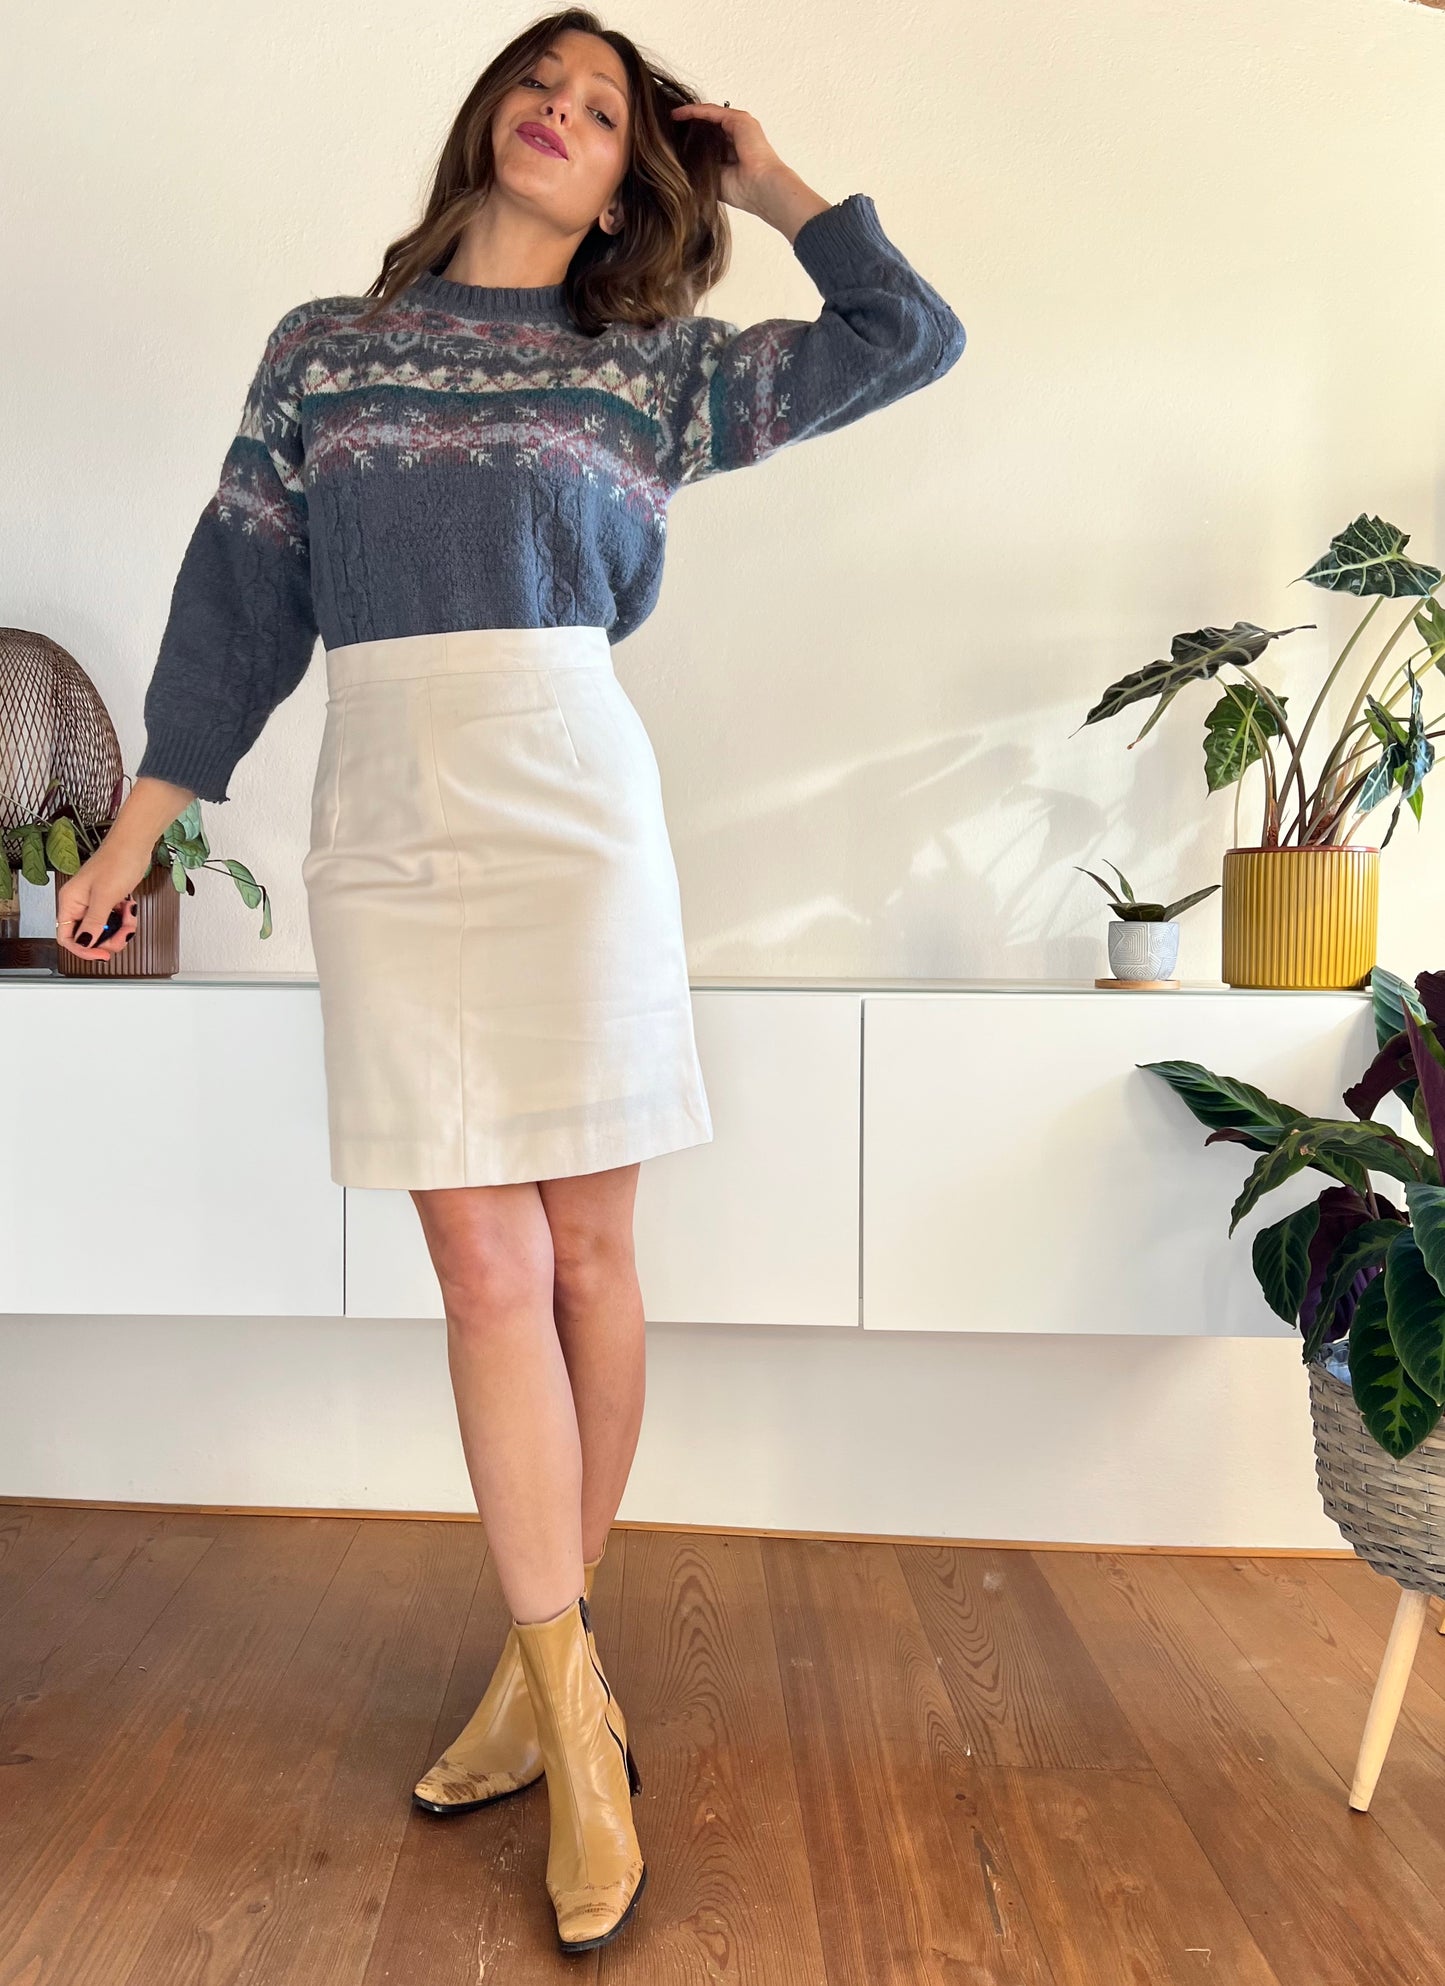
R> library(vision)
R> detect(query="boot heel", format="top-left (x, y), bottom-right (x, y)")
top-left (625, 1739), bottom-right (643, 1798)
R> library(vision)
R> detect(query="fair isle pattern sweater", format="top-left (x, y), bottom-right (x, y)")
top-left (136, 191), bottom-right (966, 803)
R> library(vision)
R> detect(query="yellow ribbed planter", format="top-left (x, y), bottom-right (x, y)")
top-left (1221, 845), bottom-right (1379, 989)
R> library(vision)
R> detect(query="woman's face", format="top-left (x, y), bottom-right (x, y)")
top-left (491, 29), bottom-right (632, 236)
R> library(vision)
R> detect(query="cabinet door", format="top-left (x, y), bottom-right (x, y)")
top-left (861, 990), bottom-right (1378, 1336)
top-left (2, 983), bottom-right (342, 1316)
top-left (344, 1186), bottom-right (441, 1320)
top-left (343, 989), bottom-right (862, 1327)
top-left (632, 990), bottom-right (860, 1326)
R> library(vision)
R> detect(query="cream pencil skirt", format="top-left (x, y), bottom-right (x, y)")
top-left (300, 625), bottom-right (714, 1190)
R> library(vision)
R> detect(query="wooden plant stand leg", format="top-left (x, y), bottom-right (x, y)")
top-left (1349, 1587), bottom-right (1431, 1811)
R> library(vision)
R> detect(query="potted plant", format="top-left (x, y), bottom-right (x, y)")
top-left (0, 779), bottom-right (273, 979)
top-left (1074, 858), bottom-right (1218, 985)
top-left (1077, 515), bottom-right (1444, 989)
top-left (1139, 964), bottom-right (1445, 1807)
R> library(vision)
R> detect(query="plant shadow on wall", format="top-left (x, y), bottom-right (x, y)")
top-left (1073, 515), bottom-right (1444, 988)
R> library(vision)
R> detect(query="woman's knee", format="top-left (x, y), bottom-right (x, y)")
top-left (540, 1168), bottom-right (640, 1311)
top-left (550, 1221), bottom-right (637, 1313)
top-left (411, 1182), bottom-right (555, 1322)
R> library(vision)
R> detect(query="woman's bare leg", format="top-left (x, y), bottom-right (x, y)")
top-left (537, 1162), bottom-right (646, 1564)
top-left (410, 1179), bottom-right (583, 1625)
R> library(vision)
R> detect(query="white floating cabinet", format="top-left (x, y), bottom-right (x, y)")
top-left (341, 1184), bottom-right (439, 1320)
top-left (7, 973), bottom-right (1391, 1340)
top-left (343, 988), bottom-right (863, 1326)
top-left (859, 989), bottom-right (1381, 1337)
top-left (2, 979), bottom-right (342, 1317)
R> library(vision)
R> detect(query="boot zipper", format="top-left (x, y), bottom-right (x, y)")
top-left (577, 1594), bottom-right (632, 1783)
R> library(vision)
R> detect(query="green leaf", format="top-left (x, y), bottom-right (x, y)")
top-left (1405, 1182), bottom-right (1445, 1293)
top-left (20, 825), bottom-right (49, 886)
top-left (1253, 1202), bottom-right (1320, 1324)
top-left (169, 797), bottom-right (206, 845)
top-left (163, 801), bottom-right (209, 863)
top-left (45, 818), bottom-right (81, 875)
top-left (1306, 1218), bottom-right (1406, 1364)
top-left (170, 859), bottom-right (187, 892)
top-left (1415, 1088), bottom-right (1437, 1151)
top-left (1415, 598), bottom-right (1445, 672)
top-left (1160, 884), bottom-right (1220, 919)
top-left (1384, 1227), bottom-right (1445, 1403)
top-left (1300, 1120), bottom-right (1438, 1189)
top-left (1299, 514), bottom-right (1444, 597)
top-left (1371, 966), bottom-right (1428, 1050)
top-left (1348, 1272), bottom-right (1442, 1457)
top-left (0, 850), bottom-right (11, 899)
top-left (1228, 1127), bottom-right (1356, 1234)
top-left (1361, 670), bottom-right (1434, 828)
top-left (1365, 694), bottom-right (1407, 750)
top-left (1138, 1059), bottom-right (1309, 1145)
top-left (1074, 866), bottom-right (1129, 905)
top-left (259, 891), bottom-right (272, 940)
top-left (1079, 623), bottom-right (1311, 737)
top-left (1357, 745), bottom-right (1404, 814)
top-left (1203, 682), bottom-right (1287, 792)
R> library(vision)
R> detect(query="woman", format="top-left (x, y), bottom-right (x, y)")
top-left (56, 5), bottom-right (965, 1953)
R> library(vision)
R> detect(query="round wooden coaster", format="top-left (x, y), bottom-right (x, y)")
top-left (1093, 976), bottom-right (1181, 990)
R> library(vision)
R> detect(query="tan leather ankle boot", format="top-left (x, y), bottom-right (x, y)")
top-left (412, 1547), bottom-right (604, 1815)
top-left (513, 1591), bottom-right (646, 1952)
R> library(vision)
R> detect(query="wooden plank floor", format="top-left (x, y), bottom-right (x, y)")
top-left (2, 1507), bottom-right (1443, 1984)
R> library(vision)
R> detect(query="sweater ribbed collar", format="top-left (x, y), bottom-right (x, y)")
top-left (406, 267), bottom-right (573, 326)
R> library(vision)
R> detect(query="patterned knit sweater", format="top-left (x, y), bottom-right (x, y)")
top-left (136, 191), bottom-right (966, 803)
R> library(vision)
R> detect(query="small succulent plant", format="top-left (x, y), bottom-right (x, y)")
top-left (1074, 858), bottom-right (1220, 923)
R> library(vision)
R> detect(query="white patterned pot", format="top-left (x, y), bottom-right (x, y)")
top-left (1107, 919), bottom-right (1180, 981)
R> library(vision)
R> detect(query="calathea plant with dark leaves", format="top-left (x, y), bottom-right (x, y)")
top-left (1074, 516), bottom-right (1444, 851)
top-left (1140, 966), bottom-right (1445, 1459)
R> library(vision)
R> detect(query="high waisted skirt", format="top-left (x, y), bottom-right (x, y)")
top-left (300, 625), bottom-right (714, 1189)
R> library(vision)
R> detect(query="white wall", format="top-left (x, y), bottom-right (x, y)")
top-left (0, 1315), bottom-right (1344, 1550)
top-left (5, 1), bottom-right (1442, 1545)
top-left (6, 0), bottom-right (1442, 980)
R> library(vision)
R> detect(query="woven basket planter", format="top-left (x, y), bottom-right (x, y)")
top-left (1308, 1358), bottom-right (1445, 1595)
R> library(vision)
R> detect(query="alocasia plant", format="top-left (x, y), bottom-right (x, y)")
top-left (1078, 516), bottom-right (1444, 853)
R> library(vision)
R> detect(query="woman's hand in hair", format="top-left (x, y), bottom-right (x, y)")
top-left (669, 102), bottom-right (829, 239)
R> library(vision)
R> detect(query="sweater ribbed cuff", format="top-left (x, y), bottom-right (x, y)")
top-left (135, 724), bottom-right (238, 804)
top-left (790, 192), bottom-right (893, 294)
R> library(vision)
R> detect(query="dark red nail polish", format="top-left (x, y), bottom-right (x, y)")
top-left (76, 932), bottom-right (93, 947)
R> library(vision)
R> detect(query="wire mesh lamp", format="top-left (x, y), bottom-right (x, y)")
top-left (0, 626), bottom-right (127, 971)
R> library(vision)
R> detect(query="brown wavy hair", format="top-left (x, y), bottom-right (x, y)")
top-left (358, 8), bottom-right (733, 336)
